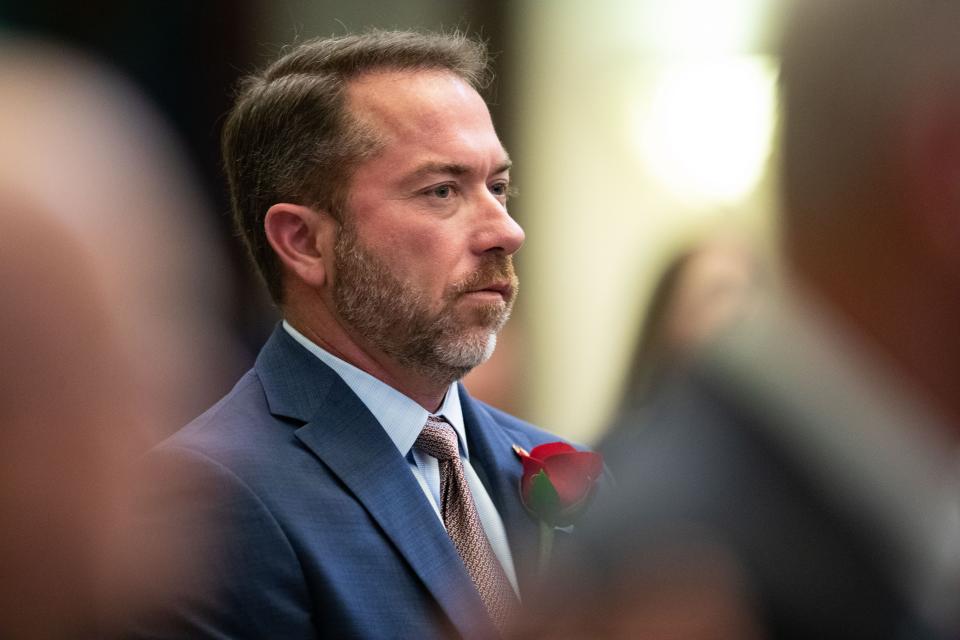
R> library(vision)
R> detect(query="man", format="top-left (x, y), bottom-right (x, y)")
top-left (129, 31), bottom-right (566, 639)
top-left (534, 1), bottom-right (960, 638)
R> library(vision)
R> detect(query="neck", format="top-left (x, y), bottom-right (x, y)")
top-left (284, 306), bottom-right (451, 412)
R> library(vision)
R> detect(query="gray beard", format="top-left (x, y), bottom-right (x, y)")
top-left (332, 221), bottom-right (515, 387)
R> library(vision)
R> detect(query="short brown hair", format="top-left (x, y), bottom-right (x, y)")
top-left (222, 30), bottom-right (491, 303)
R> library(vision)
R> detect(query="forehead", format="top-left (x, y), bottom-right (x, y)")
top-left (344, 68), bottom-right (506, 164)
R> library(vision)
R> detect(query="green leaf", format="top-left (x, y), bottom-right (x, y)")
top-left (528, 469), bottom-right (561, 523)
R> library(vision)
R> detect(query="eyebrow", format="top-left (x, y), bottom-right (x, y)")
top-left (403, 159), bottom-right (513, 184)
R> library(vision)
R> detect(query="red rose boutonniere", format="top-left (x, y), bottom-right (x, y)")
top-left (513, 442), bottom-right (603, 572)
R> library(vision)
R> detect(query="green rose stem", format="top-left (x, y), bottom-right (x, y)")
top-left (538, 521), bottom-right (554, 576)
top-left (528, 469), bottom-right (562, 575)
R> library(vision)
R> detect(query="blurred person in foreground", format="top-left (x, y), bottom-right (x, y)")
top-left (0, 40), bottom-right (234, 637)
top-left (526, 1), bottom-right (960, 638)
top-left (127, 30), bottom-right (579, 640)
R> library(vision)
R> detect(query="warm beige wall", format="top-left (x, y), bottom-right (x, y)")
top-left (509, 0), bottom-right (782, 443)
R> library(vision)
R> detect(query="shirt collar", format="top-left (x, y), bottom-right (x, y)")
top-left (282, 320), bottom-right (469, 458)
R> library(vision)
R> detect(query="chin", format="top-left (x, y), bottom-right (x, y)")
top-left (432, 331), bottom-right (498, 379)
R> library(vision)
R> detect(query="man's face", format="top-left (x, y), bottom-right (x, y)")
top-left (331, 69), bottom-right (525, 384)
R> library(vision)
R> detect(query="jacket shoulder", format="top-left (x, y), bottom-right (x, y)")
top-left (154, 368), bottom-right (280, 458)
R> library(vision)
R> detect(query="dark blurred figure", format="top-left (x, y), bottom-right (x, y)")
top-left (619, 236), bottom-right (759, 409)
top-left (524, 1), bottom-right (960, 638)
top-left (0, 40), bottom-right (238, 637)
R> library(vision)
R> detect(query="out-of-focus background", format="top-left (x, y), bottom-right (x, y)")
top-left (0, 0), bottom-right (785, 444)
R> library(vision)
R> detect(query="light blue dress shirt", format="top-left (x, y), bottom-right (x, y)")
top-left (283, 321), bottom-right (520, 594)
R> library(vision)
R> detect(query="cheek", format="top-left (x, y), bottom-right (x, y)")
top-left (392, 232), bottom-right (464, 285)
top-left (357, 211), bottom-right (469, 296)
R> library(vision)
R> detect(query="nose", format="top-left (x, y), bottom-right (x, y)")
top-left (474, 192), bottom-right (525, 256)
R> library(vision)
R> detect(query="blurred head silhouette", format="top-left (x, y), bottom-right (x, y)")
top-left (779, 0), bottom-right (960, 429)
top-left (0, 39), bottom-right (236, 637)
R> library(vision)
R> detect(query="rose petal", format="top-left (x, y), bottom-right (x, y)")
top-left (521, 456), bottom-right (545, 480)
top-left (542, 451), bottom-right (604, 505)
top-left (553, 487), bottom-right (599, 526)
top-left (529, 441), bottom-right (577, 462)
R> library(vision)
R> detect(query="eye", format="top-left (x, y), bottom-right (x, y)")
top-left (489, 181), bottom-right (510, 198)
top-left (430, 184), bottom-right (453, 198)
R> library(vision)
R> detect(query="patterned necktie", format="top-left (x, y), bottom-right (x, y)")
top-left (415, 416), bottom-right (518, 631)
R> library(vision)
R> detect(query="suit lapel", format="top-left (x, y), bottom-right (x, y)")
top-left (459, 386), bottom-right (541, 598)
top-left (255, 327), bottom-right (494, 638)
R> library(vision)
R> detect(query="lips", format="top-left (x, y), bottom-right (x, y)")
top-left (453, 258), bottom-right (517, 303)
top-left (469, 281), bottom-right (513, 301)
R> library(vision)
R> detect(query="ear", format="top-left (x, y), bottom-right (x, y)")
top-left (264, 203), bottom-right (336, 290)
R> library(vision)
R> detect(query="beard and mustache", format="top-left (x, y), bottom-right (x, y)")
top-left (331, 219), bottom-right (518, 386)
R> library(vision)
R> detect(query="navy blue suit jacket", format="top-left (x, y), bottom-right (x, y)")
top-left (129, 326), bottom-right (562, 639)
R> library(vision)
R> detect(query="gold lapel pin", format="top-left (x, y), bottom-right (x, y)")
top-left (512, 444), bottom-right (530, 458)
